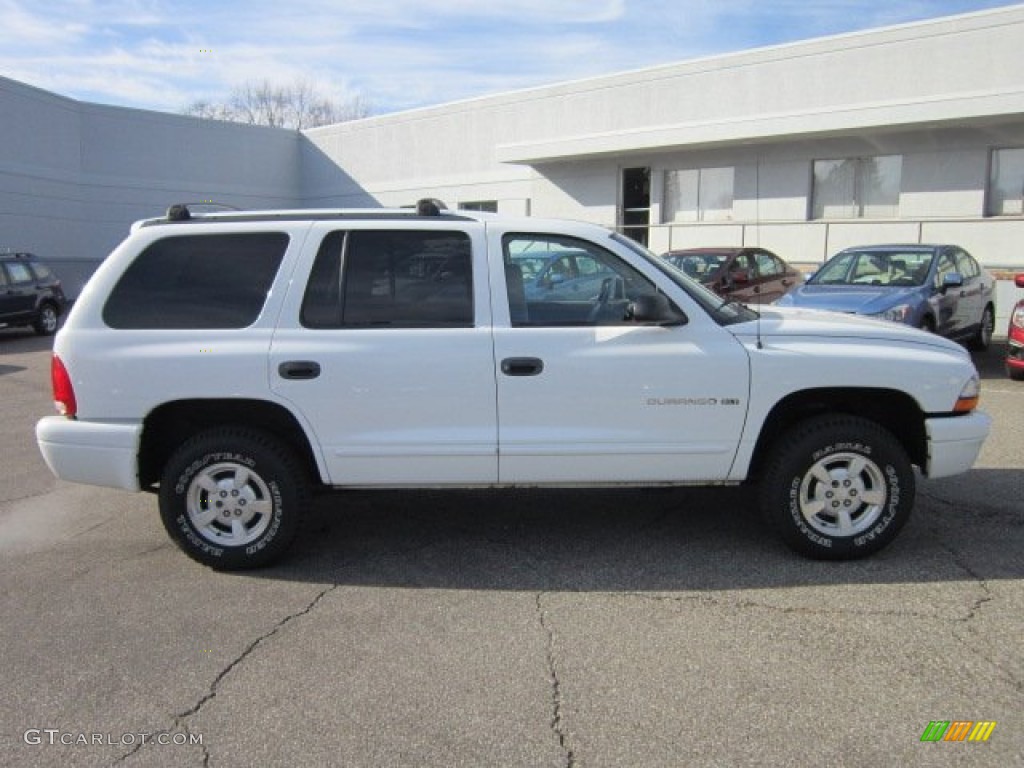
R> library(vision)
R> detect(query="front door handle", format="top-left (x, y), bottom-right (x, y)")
top-left (278, 361), bottom-right (321, 380)
top-left (501, 357), bottom-right (544, 377)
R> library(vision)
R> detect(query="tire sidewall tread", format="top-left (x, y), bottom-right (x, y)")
top-left (158, 427), bottom-right (308, 570)
top-left (759, 415), bottom-right (915, 560)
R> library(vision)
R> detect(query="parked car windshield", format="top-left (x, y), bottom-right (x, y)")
top-left (810, 250), bottom-right (934, 287)
top-left (610, 233), bottom-right (758, 326)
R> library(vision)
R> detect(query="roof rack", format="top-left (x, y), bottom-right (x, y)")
top-left (416, 198), bottom-right (447, 216)
top-left (140, 198), bottom-right (463, 229)
top-left (166, 201), bottom-right (242, 221)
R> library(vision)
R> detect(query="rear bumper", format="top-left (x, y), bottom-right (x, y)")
top-left (925, 411), bottom-right (991, 479)
top-left (35, 416), bottom-right (142, 491)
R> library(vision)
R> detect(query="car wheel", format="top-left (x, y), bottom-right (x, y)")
top-left (918, 316), bottom-right (936, 333)
top-left (159, 427), bottom-right (308, 570)
top-left (759, 415), bottom-right (915, 559)
top-left (1007, 364), bottom-right (1024, 382)
top-left (33, 303), bottom-right (59, 335)
top-left (968, 305), bottom-right (995, 351)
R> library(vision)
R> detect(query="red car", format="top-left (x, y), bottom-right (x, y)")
top-left (1007, 274), bottom-right (1024, 381)
top-left (662, 247), bottom-right (801, 304)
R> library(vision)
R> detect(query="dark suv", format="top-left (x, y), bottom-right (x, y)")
top-left (0, 252), bottom-right (67, 336)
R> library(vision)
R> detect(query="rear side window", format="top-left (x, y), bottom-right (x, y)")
top-left (103, 233), bottom-right (289, 329)
top-left (301, 230), bottom-right (473, 328)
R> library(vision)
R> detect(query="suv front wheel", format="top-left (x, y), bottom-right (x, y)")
top-left (759, 415), bottom-right (915, 559)
top-left (159, 427), bottom-right (308, 569)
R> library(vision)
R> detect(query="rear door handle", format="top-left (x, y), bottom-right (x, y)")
top-left (278, 361), bottom-right (321, 380)
top-left (501, 357), bottom-right (544, 377)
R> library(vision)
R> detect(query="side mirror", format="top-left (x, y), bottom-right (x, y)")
top-left (730, 269), bottom-right (750, 285)
top-left (941, 272), bottom-right (963, 292)
top-left (628, 294), bottom-right (686, 326)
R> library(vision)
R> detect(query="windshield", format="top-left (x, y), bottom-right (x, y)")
top-left (610, 233), bottom-right (758, 326)
top-left (810, 250), bottom-right (934, 287)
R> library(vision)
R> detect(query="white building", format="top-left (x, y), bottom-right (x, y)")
top-left (2, 4), bottom-right (1023, 313)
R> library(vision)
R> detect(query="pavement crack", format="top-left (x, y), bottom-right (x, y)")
top-left (114, 584), bottom-right (338, 766)
top-left (928, 536), bottom-right (1021, 693)
top-left (535, 592), bottom-right (577, 768)
top-left (178, 584), bottom-right (338, 720)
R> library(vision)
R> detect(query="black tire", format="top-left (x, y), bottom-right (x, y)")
top-left (968, 304), bottom-right (994, 351)
top-left (758, 415), bottom-right (915, 560)
top-left (918, 315), bottom-right (935, 333)
top-left (1007, 364), bottom-right (1024, 382)
top-left (33, 303), bottom-right (59, 336)
top-left (159, 428), bottom-right (308, 570)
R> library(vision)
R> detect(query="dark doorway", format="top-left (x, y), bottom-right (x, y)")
top-left (621, 167), bottom-right (651, 246)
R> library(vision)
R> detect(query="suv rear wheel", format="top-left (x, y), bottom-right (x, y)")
top-left (158, 427), bottom-right (308, 569)
top-left (759, 415), bottom-right (914, 559)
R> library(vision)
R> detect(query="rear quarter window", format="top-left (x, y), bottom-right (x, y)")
top-left (103, 233), bottom-right (289, 329)
top-left (29, 261), bottom-right (54, 281)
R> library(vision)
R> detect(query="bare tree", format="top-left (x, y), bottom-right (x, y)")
top-left (183, 79), bottom-right (370, 129)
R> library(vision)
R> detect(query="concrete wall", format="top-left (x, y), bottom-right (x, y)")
top-left (0, 77), bottom-right (304, 276)
top-left (492, 5), bottom-right (1024, 163)
top-left (301, 107), bottom-right (537, 212)
top-left (301, 7), bottom-right (1024, 281)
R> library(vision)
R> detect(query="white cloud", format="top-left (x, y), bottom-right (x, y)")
top-left (0, 0), bottom-right (89, 44)
top-left (0, 0), bottom-right (1011, 115)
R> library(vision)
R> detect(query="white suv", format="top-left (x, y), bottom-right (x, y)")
top-left (36, 201), bottom-right (991, 569)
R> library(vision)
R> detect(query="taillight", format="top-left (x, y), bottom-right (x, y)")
top-left (51, 355), bottom-right (77, 417)
top-left (1012, 304), bottom-right (1024, 330)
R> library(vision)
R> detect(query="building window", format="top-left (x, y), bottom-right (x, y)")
top-left (812, 155), bottom-right (902, 219)
top-left (988, 148), bottom-right (1024, 216)
top-left (458, 201), bottom-right (498, 212)
top-left (663, 167), bottom-right (734, 223)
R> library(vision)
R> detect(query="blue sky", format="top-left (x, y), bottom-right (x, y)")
top-left (0, 0), bottom-right (1015, 116)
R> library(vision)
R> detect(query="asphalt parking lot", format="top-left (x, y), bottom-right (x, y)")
top-left (1, 328), bottom-right (1021, 768)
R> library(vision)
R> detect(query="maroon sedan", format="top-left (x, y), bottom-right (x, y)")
top-left (662, 247), bottom-right (801, 304)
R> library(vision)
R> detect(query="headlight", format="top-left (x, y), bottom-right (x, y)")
top-left (954, 375), bottom-right (980, 413)
top-left (1012, 305), bottom-right (1024, 330)
top-left (872, 304), bottom-right (912, 323)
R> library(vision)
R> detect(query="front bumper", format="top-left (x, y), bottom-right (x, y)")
top-left (36, 416), bottom-right (142, 491)
top-left (925, 411), bottom-right (991, 479)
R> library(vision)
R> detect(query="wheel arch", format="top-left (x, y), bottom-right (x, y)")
top-left (747, 387), bottom-right (927, 480)
top-left (138, 399), bottom-right (323, 491)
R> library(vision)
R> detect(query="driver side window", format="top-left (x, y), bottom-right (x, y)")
top-left (934, 251), bottom-right (958, 289)
top-left (503, 234), bottom-right (661, 326)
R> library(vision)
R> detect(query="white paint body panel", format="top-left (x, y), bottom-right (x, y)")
top-left (36, 416), bottom-right (142, 491)
top-left (36, 212), bottom-right (990, 495)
